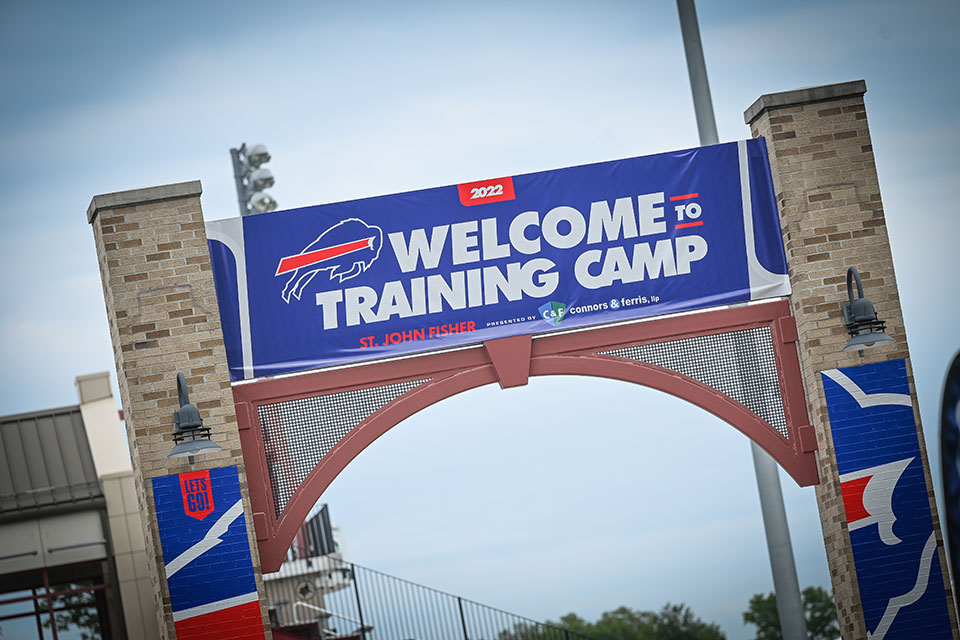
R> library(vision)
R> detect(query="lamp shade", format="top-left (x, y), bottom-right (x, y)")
top-left (842, 266), bottom-right (894, 352)
top-left (169, 438), bottom-right (222, 458)
top-left (844, 331), bottom-right (895, 352)
top-left (168, 372), bottom-right (221, 460)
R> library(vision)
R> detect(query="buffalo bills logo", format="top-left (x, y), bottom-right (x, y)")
top-left (823, 364), bottom-right (953, 640)
top-left (840, 457), bottom-right (913, 546)
top-left (839, 457), bottom-right (941, 640)
top-left (276, 218), bottom-right (383, 303)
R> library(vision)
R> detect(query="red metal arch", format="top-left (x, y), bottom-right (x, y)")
top-left (234, 300), bottom-right (818, 572)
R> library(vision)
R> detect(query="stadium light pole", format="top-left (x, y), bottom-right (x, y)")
top-left (675, 2), bottom-right (809, 639)
top-left (230, 142), bottom-right (278, 216)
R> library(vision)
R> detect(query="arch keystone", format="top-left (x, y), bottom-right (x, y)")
top-left (484, 335), bottom-right (532, 388)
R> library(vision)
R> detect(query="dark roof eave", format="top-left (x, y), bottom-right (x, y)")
top-left (0, 496), bottom-right (107, 526)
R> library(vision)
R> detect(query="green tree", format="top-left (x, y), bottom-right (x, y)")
top-left (495, 621), bottom-right (556, 640)
top-left (743, 586), bottom-right (839, 640)
top-left (556, 612), bottom-right (593, 636)
top-left (802, 587), bottom-right (840, 640)
top-left (638, 603), bottom-right (726, 640)
top-left (43, 586), bottom-right (101, 640)
top-left (499, 603), bottom-right (725, 640)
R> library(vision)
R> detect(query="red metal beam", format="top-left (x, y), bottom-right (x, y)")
top-left (233, 300), bottom-right (817, 572)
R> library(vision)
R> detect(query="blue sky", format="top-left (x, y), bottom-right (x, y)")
top-left (1, 1), bottom-right (958, 638)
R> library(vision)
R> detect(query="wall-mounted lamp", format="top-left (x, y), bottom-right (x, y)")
top-left (842, 266), bottom-right (895, 352)
top-left (169, 372), bottom-right (221, 461)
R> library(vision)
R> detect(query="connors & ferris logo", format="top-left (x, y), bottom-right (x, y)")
top-left (277, 218), bottom-right (383, 303)
top-left (539, 301), bottom-right (566, 326)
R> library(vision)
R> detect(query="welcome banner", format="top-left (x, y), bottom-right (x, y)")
top-left (208, 138), bottom-right (789, 381)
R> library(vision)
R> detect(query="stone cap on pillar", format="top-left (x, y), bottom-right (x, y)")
top-left (75, 371), bottom-right (132, 478)
top-left (76, 371), bottom-right (112, 404)
top-left (744, 80), bottom-right (867, 125)
top-left (87, 180), bottom-right (203, 224)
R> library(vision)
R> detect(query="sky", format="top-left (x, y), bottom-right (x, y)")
top-left (1, 1), bottom-right (958, 638)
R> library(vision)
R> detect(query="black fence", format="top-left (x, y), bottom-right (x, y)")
top-left (264, 555), bottom-right (591, 640)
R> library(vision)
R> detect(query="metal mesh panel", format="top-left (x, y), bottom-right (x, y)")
top-left (259, 379), bottom-right (430, 516)
top-left (601, 326), bottom-right (788, 438)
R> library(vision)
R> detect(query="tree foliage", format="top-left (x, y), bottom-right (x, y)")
top-left (498, 603), bottom-right (725, 640)
top-left (43, 587), bottom-right (101, 640)
top-left (742, 586), bottom-right (839, 640)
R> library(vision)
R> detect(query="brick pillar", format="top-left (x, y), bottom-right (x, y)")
top-left (87, 182), bottom-right (272, 639)
top-left (745, 81), bottom-right (957, 637)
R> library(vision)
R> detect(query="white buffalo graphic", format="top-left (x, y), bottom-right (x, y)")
top-left (276, 218), bottom-right (383, 303)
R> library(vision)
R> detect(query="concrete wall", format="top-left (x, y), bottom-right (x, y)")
top-left (77, 371), bottom-right (159, 640)
top-left (77, 372), bottom-right (133, 478)
top-left (101, 471), bottom-right (159, 640)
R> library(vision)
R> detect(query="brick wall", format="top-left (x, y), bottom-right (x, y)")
top-left (87, 182), bottom-right (272, 639)
top-left (745, 81), bottom-right (957, 638)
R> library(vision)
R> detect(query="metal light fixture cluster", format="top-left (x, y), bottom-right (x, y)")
top-left (230, 142), bottom-right (278, 216)
top-left (842, 266), bottom-right (895, 352)
top-left (168, 372), bottom-right (222, 460)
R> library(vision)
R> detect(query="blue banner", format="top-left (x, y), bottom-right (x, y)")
top-left (152, 466), bottom-right (263, 638)
top-left (941, 351), bottom-right (960, 594)
top-left (208, 139), bottom-right (789, 381)
top-left (823, 360), bottom-right (953, 639)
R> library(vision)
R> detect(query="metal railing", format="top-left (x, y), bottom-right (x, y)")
top-left (264, 554), bottom-right (591, 640)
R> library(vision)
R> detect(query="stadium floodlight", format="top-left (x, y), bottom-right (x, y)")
top-left (250, 167), bottom-right (275, 191)
top-left (168, 372), bottom-right (221, 462)
top-left (246, 143), bottom-right (271, 168)
top-left (842, 266), bottom-right (896, 352)
top-left (230, 142), bottom-right (278, 216)
top-left (250, 191), bottom-right (278, 214)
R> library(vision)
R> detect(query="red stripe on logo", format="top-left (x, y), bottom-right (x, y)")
top-left (841, 476), bottom-right (872, 524)
top-left (276, 237), bottom-right (375, 275)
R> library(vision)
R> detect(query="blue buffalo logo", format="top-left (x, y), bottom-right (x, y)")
top-left (276, 218), bottom-right (383, 303)
top-left (841, 456), bottom-right (944, 639)
top-left (824, 364), bottom-right (954, 639)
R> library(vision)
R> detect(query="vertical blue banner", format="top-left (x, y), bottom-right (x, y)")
top-left (152, 466), bottom-right (265, 639)
top-left (941, 351), bottom-right (960, 593)
top-left (822, 359), bottom-right (953, 639)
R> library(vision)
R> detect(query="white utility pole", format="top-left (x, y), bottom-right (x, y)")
top-left (675, 2), bottom-right (809, 639)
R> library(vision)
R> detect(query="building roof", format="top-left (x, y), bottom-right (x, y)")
top-left (0, 405), bottom-right (103, 520)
